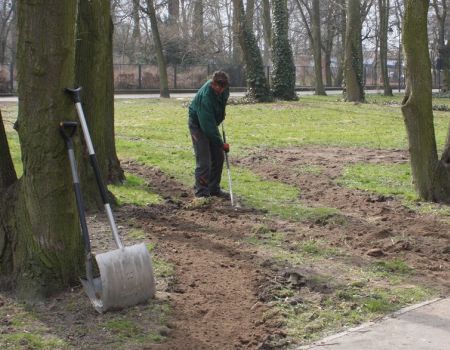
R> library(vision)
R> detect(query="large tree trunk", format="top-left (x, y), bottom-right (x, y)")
top-left (402, 0), bottom-right (450, 203)
top-left (344, 0), bottom-right (365, 102)
top-left (76, 0), bottom-right (124, 211)
top-left (145, 0), bottom-right (170, 98)
top-left (271, 0), bottom-right (297, 100)
top-left (261, 0), bottom-right (271, 65)
top-left (232, 0), bottom-right (242, 64)
top-left (323, 2), bottom-right (336, 87)
top-left (246, 0), bottom-right (255, 29)
top-left (233, 0), bottom-right (271, 102)
top-left (379, 0), bottom-right (393, 96)
top-left (0, 0), bottom-right (84, 300)
top-left (311, 0), bottom-right (325, 95)
top-left (335, 0), bottom-right (346, 87)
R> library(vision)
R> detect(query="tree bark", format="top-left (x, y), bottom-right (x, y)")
top-left (379, 0), bottom-right (393, 96)
top-left (401, 0), bottom-right (450, 203)
top-left (344, 0), bottom-right (365, 102)
top-left (271, 0), bottom-right (297, 100)
top-left (193, 0), bottom-right (204, 44)
top-left (145, 0), bottom-right (170, 98)
top-left (232, 0), bottom-right (242, 64)
top-left (233, 0), bottom-right (272, 102)
top-left (311, 0), bottom-right (325, 95)
top-left (261, 0), bottom-right (271, 65)
top-left (0, 0), bottom-right (84, 299)
top-left (335, 0), bottom-right (346, 87)
top-left (431, 0), bottom-right (449, 91)
top-left (76, 0), bottom-right (124, 210)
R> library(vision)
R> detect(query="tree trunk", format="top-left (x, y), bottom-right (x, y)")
top-left (323, 3), bottom-right (335, 87)
top-left (0, 0), bottom-right (84, 300)
top-left (344, 0), bottom-right (365, 102)
top-left (233, 0), bottom-right (272, 102)
top-left (401, 0), bottom-right (450, 203)
top-left (335, 0), bottom-right (346, 87)
top-left (76, 0), bottom-right (124, 211)
top-left (246, 0), bottom-right (255, 29)
top-left (311, 0), bottom-right (326, 95)
top-left (431, 0), bottom-right (448, 90)
top-left (193, 0), bottom-right (204, 44)
top-left (379, 0), bottom-right (393, 96)
top-left (232, 1), bottom-right (242, 64)
top-left (271, 0), bottom-right (297, 100)
top-left (262, 0), bottom-right (271, 65)
top-left (146, 0), bottom-right (170, 98)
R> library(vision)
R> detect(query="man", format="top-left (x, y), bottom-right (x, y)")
top-left (188, 71), bottom-right (230, 198)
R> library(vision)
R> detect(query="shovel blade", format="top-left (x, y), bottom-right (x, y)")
top-left (81, 243), bottom-right (156, 313)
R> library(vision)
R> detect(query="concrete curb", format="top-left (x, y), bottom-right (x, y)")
top-left (297, 298), bottom-right (445, 349)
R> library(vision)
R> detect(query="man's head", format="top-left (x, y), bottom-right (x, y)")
top-left (211, 71), bottom-right (229, 95)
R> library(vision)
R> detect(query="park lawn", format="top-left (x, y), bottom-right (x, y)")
top-left (114, 94), bottom-right (450, 207)
top-left (2, 94), bottom-right (450, 346)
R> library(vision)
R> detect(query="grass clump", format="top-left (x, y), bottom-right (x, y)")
top-left (372, 259), bottom-right (413, 275)
top-left (109, 172), bottom-right (162, 206)
top-left (339, 163), bottom-right (417, 200)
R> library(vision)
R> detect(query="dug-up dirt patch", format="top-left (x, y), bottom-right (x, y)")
top-left (237, 146), bottom-right (450, 293)
top-left (2, 146), bottom-right (449, 350)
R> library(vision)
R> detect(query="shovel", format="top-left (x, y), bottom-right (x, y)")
top-left (222, 123), bottom-right (235, 207)
top-left (64, 87), bottom-right (155, 313)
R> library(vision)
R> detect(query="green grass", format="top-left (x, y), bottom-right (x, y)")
top-left (372, 259), bottom-right (414, 276)
top-left (109, 172), bottom-right (162, 206)
top-left (339, 163), bottom-right (417, 200)
top-left (276, 267), bottom-right (431, 342)
top-left (1, 333), bottom-right (68, 350)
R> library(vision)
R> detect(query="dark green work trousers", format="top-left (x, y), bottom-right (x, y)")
top-left (189, 120), bottom-right (224, 197)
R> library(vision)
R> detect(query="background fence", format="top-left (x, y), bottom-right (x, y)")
top-left (0, 63), bottom-right (443, 94)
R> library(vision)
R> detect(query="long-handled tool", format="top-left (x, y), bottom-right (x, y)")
top-left (65, 87), bottom-right (155, 313)
top-left (222, 123), bottom-right (235, 207)
top-left (60, 122), bottom-right (98, 306)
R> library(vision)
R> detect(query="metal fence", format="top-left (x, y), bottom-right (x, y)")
top-left (0, 62), bottom-right (443, 94)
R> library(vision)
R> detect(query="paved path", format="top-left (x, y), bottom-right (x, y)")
top-left (300, 298), bottom-right (450, 350)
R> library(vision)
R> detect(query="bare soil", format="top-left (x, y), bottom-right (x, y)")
top-left (2, 146), bottom-right (449, 350)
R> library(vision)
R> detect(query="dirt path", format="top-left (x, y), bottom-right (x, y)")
top-left (118, 162), bottom-right (286, 349)
top-left (119, 146), bottom-right (450, 349)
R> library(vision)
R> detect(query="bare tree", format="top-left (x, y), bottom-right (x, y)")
top-left (378, 0), bottom-right (392, 95)
top-left (0, 0), bottom-right (14, 64)
top-left (143, 0), bottom-right (170, 97)
top-left (344, 0), bottom-right (365, 102)
top-left (402, 0), bottom-right (450, 202)
top-left (295, 0), bottom-right (326, 95)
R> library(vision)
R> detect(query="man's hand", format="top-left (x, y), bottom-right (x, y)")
top-left (223, 143), bottom-right (230, 153)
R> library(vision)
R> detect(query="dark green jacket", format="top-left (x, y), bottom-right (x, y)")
top-left (189, 79), bottom-right (230, 146)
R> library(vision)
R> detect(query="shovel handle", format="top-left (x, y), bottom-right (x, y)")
top-left (59, 121), bottom-right (78, 142)
top-left (59, 121), bottom-right (92, 255)
top-left (65, 87), bottom-right (82, 104)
